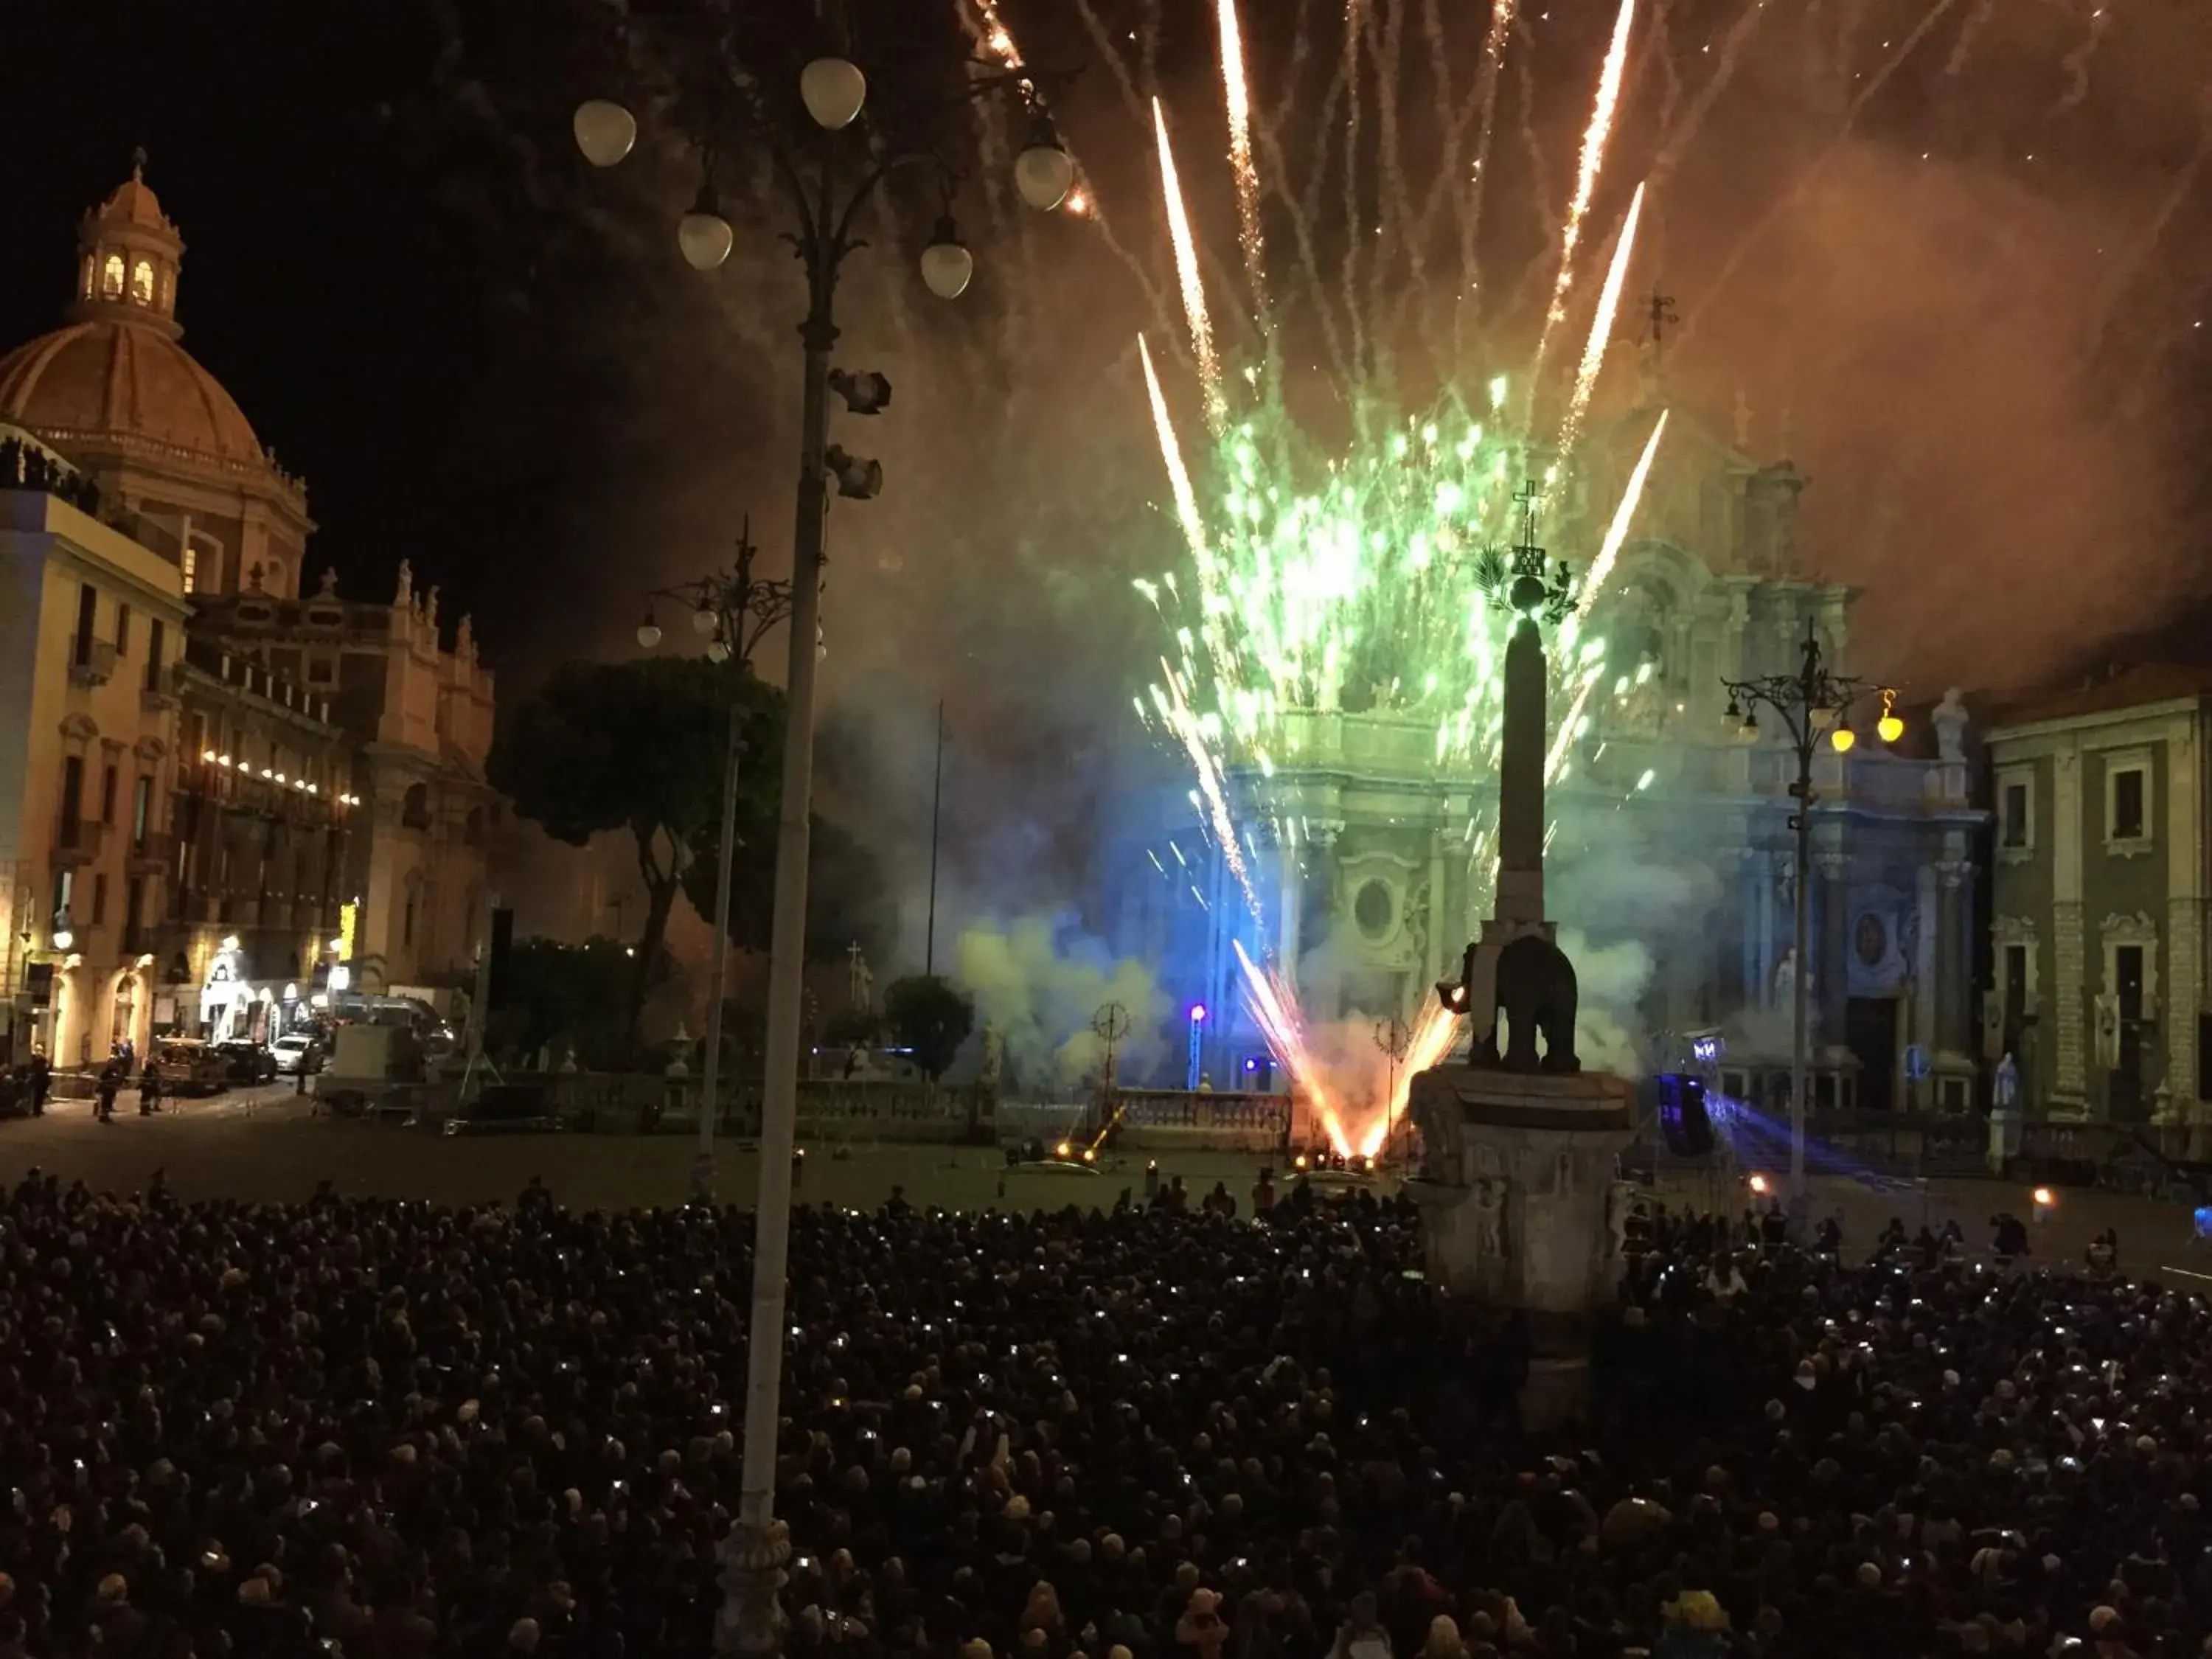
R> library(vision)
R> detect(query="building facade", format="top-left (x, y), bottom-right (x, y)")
top-left (1983, 667), bottom-right (2212, 1124)
top-left (191, 567), bottom-right (496, 991)
top-left (1108, 403), bottom-right (1989, 1113)
top-left (161, 638), bottom-right (355, 1041)
top-left (0, 165), bottom-right (501, 1041)
top-left (0, 462), bottom-right (189, 1066)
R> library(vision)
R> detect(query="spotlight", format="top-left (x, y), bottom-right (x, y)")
top-left (824, 445), bottom-right (883, 501)
top-left (1747, 1172), bottom-right (1770, 1196)
top-left (829, 369), bottom-right (892, 415)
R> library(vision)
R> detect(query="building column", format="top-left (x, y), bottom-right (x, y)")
top-left (1935, 860), bottom-right (1969, 1048)
top-left (1816, 846), bottom-right (1850, 1053)
top-left (2168, 720), bottom-right (2202, 1110)
top-left (1750, 852), bottom-right (1775, 1009)
top-left (2051, 749), bottom-right (2088, 1114)
top-left (1913, 863), bottom-right (1940, 1056)
top-left (1276, 828), bottom-right (1303, 998)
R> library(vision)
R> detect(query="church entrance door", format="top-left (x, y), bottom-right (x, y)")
top-left (1846, 995), bottom-right (1899, 1116)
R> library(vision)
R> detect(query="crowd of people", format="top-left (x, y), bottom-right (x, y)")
top-left (0, 1165), bottom-right (2207, 1658)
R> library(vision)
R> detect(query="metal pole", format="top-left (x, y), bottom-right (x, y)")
top-left (463, 886), bottom-right (497, 1099)
top-left (1790, 741), bottom-right (1812, 1208)
top-left (925, 700), bottom-right (944, 977)
top-left (721, 281), bottom-right (835, 1659)
top-left (692, 699), bottom-right (744, 1203)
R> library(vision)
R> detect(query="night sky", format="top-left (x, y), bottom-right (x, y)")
top-left (6, 0), bottom-right (2212, 928)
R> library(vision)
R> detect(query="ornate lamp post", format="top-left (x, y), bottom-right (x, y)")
top-left (635, 524), bottom-right (794, 1203)
top-left (576, 12), bottom-right (1071, 1653)
top-left (1722, 619), bottom-right (1904, 1208)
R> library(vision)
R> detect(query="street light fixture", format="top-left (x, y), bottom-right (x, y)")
top-left (635, 521), bottom-right (794, 1220)
top-left (578, 19), bottom-right (1071, 1650)
top-left (678, 185), bottom-right (737, 271)
top-left (1722, 616), bottom-right (1903, 1214)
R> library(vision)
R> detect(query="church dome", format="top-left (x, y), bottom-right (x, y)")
top-left (0, 156), bottom-right (285, 484)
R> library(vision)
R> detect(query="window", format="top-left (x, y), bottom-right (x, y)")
top-left (61, 756), bottom-right (84, 832)
top-left (132, 776), bottom-right (152, 844)
top-left (2003, 945), bottom-right (2029, 1025)
top-left (145, 620), bottom-right (164, 691)
top-left (74, 583), bottom-right (96, 666)
top-left (115, 602), bottom-right (130, 658)
top-left (181, 543), bottom-right (197, 594)
top-left (129, 260), bottom-right (155, 306)
top-left (100, 765), bottom-right (118, 824)
top-left (91, 874), bottom-right (108, 925)
top-left (100, 253), bottom-right (124, 299)
top-left (2000, 780), bottom-right (2030, 849)
top-left (402, 783), bottom-right (431, 830)
top-left (2111, 766), bottom-right (2147, 842)
top-left (403, 893), bottom-right (417, 947)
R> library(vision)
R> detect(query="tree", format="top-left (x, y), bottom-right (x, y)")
top-left (489, 657), bottom-right (783, 1040)
top-left (686, 809), bottom-right (894, 967)
top-left (882, 974), bottom-right (975, 1082)
top-left (484, 935), bottom-right (668, 1071)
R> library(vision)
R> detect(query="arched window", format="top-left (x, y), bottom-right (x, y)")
top-left (463, 806), bottom-right (486, 846)
top-left (129, 259), bottom-right (155, 306)
top-left (402, 784), bottom-right (431, 830)
top-left (100, 253), bottom-right (125, 299)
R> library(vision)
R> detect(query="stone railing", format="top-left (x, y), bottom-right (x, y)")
top-left (459, 1071), bottom-right (984, 1142)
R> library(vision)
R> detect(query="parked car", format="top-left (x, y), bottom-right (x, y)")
top-left (215, 1040), bottom-right (279, 1085)
top-left (149, 1039), bottom-right (229, 1096)
top-left (271, 1034), bottom-right (324, 1077)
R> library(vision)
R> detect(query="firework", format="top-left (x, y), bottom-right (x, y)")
top-left (1234, 940), bottom-right (1349, 1153)
top-left (1359, 998), bottom-right (1464, 1156)
top-left (1557, 180), bottom-right (1646, 457)
top-left (1216, 0), bottom-right (1267, 307)
top-left (1529, 0), bottom-right (1640, 391)
top-left (1153, 99), bottom-right (1225, 425)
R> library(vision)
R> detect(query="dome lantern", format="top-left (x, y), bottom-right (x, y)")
top-left (71, 149), bottom-right (187, 339)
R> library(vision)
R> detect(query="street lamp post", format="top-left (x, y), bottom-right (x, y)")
top-left (1722, 617), bottom-right (1905, 1210)
top-left (636, 527), bottom-right (794, 1204)
top-left (577, 17), bottom-right (1073, 1654)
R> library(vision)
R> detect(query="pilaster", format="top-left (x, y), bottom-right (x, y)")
top-left (2051, 749), bottom-right (2087, 1111)
top-left (1815, 845), bottom-right (1850, 1046)
top-left (2168, 720), bottom-right (2201, 1107)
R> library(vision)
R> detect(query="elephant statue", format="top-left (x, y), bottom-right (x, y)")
top-left (1438, 933), bottom-right (1580, 1074)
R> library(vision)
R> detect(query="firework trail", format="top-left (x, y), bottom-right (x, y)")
top-left (1138, 333), bottom-right (1221, 597)
top-left (1557, 181), bottom-right (1646, 458)
top-left (1529, 0), bottom-right (1641, 394)
top-left (1217, 0), bottom-right (1270, 312)
top-left (2091, 85), bottom-right (2212, 345)
top-left (1647, 0), bottom-right (1775, 190)
top-left (1545, 409), bottom-right (1672, 781)
top-left (1342, 0), bottom-right (1370, 383)
top-left (1452, 0), bottom-right (1515, 352)
top-left (1154, 669), bottom-right (1267, 924)
top-left (2055, 1), bottom-right (2118, 114)
top-left (1154, 99), bottom-right (1227, 426)
top-left (1944, 0), bottom-right (2000, 75)
top-left (1234, 939), bottom-right (1349, 1152)
top-left (1361, 998), bottom-right (1463, 1155)
top-left (1681, 0), bottom-right (1968, 347)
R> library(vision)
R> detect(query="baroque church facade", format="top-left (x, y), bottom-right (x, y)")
top-left (1107, 394), bottom-right (1989, 1117)
top-left (0, 164), bottom-right (496, 1064)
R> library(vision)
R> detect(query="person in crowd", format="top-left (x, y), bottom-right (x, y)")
top-left (0, 1167), bottom-right (2203, 1659)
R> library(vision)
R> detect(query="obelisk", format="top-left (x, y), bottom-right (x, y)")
top-left (1494, 612), bottom-right (1548, 928)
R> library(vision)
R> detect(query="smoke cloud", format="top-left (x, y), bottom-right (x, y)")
top-left (954, 913), bottom-right (1175, 1094)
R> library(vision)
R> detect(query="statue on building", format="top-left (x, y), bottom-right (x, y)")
top-left (319, 566), bottom-right (339, 597)
top-left (457, 613), bottom-right (476, 661)
top-left (425, 585), bottom-right (440, 630)
top-left (2094, 993), bottom-right (2121, 1068)
top-left (394, 560), bottom-right (413, 607)
top-left (978, 1025), bottom-right (1004, 1099)
top-left (1933, 688), bottom-right (1969, 764)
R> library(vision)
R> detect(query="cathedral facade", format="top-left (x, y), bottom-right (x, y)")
top-left (1106, 404), bottom-right (1989, 1116)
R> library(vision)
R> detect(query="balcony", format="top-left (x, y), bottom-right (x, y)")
top-left (53, 818), bottom-right (107, 866)
top-left (126, 832), bottom-right (173, 874)
top-left (68, 640), bottom-right (118, 689)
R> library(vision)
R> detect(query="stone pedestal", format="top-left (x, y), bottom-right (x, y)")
top-left (1986, 1107), bottom-right (2022, 1176)
top-left (1405, 1065), bottom-right (1635, 1429)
